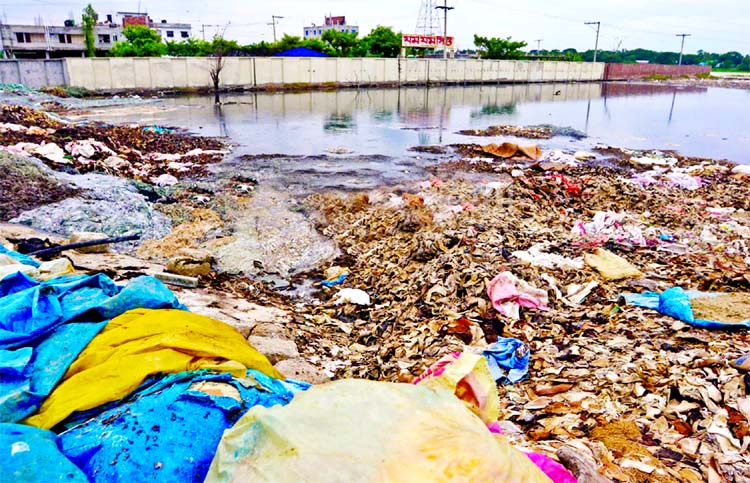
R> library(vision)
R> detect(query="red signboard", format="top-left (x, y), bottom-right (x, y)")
top-left (402, 34), bottom-right (454, 49)
top-left (325, 16), bottom-right (346, 26)
top-left (123, 15), bottom-right (148, 28)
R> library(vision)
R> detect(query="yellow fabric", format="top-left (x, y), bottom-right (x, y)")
top-left (206, 379), bottom-right (551, 483)
top-left (24, 308), bottom-right (281, 429)
top-left (584, 247), bottom-right (643, 281)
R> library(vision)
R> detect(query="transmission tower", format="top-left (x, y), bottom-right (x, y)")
top-left (415, 0), bottom-right (441, 35)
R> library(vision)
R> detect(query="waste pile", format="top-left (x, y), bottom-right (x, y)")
top-left (0, 105), bottom-right (227, 183)
top-left (291, 148), bottom-right (750, 481)
top-left (1, 237), bottom-right (583, 482)
top-left (459, 124), bottom-right (556, 139)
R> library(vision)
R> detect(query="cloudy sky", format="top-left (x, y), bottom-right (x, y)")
top-left (2, 0), bottom-right (749, 54)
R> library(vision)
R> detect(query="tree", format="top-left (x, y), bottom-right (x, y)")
top-left (355, 26), bottom-right (401, 58)
top-left (166, 37), bottom-right (212, 57)
top-left (473, 35), bottom-right (527, 60)
top-left (209, 33), bottom-right (237, 102)
top-left (82, 4), bottom-right (98, 58)
top-left (110, 26), bottom-right (167, 57)
top-left (321, 29), bottom-right (359, 57)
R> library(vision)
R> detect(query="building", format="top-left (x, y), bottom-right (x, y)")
top-left (0, 11), bottom-right (191, 59)
top-left (304, 16), bottom-right (358, 40)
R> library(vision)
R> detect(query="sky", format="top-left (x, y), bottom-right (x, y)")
top-left (1, 0), bottom-right (749, 54)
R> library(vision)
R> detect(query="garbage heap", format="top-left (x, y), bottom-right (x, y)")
top-left (288, 150), bottom-right (750, 482)
top-left (1, 244), bottom-right (576, 483)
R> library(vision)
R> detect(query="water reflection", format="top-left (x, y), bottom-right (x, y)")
top-left (87, 82), bottom-right (748, 163)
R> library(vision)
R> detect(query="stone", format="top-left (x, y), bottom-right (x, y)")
top-left (274, 358), bottom-right (330, 384)
top-left (68, 231), bottom-right (111, 254)
top-left (247, 335), bottom-right (299, 364)
top-left (166, 248), bottom-right (212, 277)
top-left (248, 322), bottom-right (291, 339)
top-left (153, 173), bottom-right (178, 186)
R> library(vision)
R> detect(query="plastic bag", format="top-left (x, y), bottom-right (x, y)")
top-left (206, 379), bottom-right (552, 483)
top-left (413, 351), bottom-right (500, 424)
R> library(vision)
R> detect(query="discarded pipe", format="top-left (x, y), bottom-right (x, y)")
top-left (27, 234), bottom-right (141, 257)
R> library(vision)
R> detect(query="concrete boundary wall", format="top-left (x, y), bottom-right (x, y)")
top-left (64, 57), bottom-right (606, 92)
top-left (0, 60), bottom-right (68, 88)
top-left (604, 63), bottom-right (711, 80)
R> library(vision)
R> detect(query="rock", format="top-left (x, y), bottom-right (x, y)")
top-left (102, 155), bottom-right (129, 170)
top-left (153, 173), bottom-right (178, 186)
top-left (556, 447), bottom-right (611, 483)
top-left (166, 248), bottom-right (212, 277)
top-left (274, 358), bottom-right (330, 384)
top-left (247, 335), bottom-right (300, 364)
top-left (249, 322), bottom-right (291, 339)
top-left (67, 231), bottom-right (111, 254)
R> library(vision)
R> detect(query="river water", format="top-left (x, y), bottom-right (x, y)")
top-left (84, 82), bottom-right (750, 166)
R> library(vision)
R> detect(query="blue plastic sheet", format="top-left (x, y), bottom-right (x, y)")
top-left (0, 274), bottom-right (183, 349)
top-left (322, 274), bottom-right (347, 287)
top-left (58, 369), bottom-right (309, 483)
top-left (0, 273), bottom-right (184, 422)
top-left (482, 337), bottom-right (530, 384)
top-left (0, 423), bottom-right (87, 482)
top-left (0, 322), bottom-right (107, 423)
top-left (621, 287), bottom-right (750, 329)
top-left (0, 245), bottom-right (40, 268)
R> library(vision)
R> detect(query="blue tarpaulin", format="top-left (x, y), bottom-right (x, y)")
top-left (0, 272), bottom-right (184, 423)
top-left (0, 423), bottom-right (87, 482)
top-left (0, 322), bottom-right (106, 423)
top-left (0, 245), bottom-right (40, 268)
top-left (0, 273), bottom-right (183, 349)
top-left (274, 47), bottom-right (330, 57)
top-left (58, 370), bottom-right (309, 483)
top-left (621, 287), bottom-right (750, 329)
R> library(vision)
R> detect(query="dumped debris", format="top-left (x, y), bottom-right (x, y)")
top-left (458, 124), bottom-right (555, 139)
top-left (0, 105), bottom-right (228, 182)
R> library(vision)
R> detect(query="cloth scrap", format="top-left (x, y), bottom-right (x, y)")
top-left (487, 271), bottom-right (549, 320)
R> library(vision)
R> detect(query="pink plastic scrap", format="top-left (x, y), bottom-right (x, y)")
top-left (487, 271), bottom-right (549, 320)
top-left (526, 452), bottom-right (578, 483)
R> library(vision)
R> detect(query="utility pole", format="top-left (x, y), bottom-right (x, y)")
top-left (533, 39), bottom-right (543, 54)
top-left (435, 0), bottom-right (454, 59)
top-left (676, 33), bottom-right (691, 65)
top-left (269, 15), bottom-right (283, 42)
top-left (584, 21), bottom-right (600, 63)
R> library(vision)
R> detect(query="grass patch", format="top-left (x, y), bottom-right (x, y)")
top-left (642, 74), bottom-right (672, 81)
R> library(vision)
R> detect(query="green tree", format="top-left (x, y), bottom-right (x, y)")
top-left (321, 29), bottom-right (359, 57)
top-left (82, 4), bottom-right (98, 58)
top-left (166, 37), bottom-right (212, 56)
top-left (355, 26), bottom-right (401, 57)
top-left (473, 35), bottom-right (527, 60)
top-left (110, 25), bottom-right (167, 57)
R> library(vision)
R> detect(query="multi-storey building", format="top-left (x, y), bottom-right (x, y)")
top-left (0, 11), bottom-right (191, 59)
top-left (304, 16), bottom-right (359, 40)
